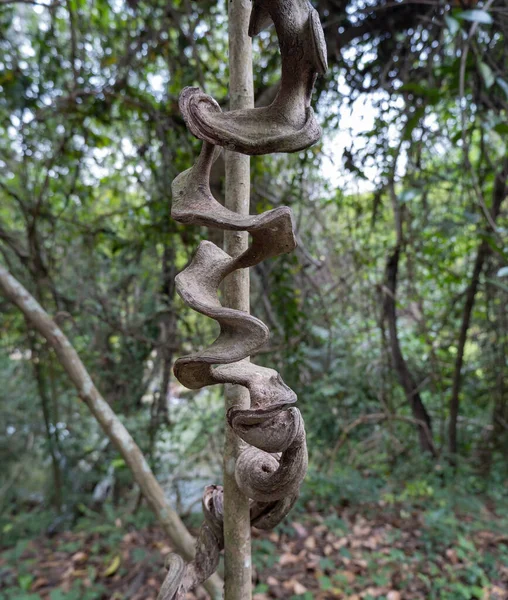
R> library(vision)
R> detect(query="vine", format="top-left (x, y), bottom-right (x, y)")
top-left (157, 1), bottom-right (327, 597)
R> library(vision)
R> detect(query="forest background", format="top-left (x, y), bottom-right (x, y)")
top-left (0, 0), bottom-right (507, 599)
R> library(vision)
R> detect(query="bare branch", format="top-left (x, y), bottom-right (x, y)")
top-left (0, 263), bottom-right (223, 598)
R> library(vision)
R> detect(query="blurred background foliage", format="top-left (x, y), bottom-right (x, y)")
top-left (0, 0), bottom-right (507, 598)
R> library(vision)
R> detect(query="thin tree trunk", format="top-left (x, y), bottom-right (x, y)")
top-left (381, 145), bottom-right (435, 454)
top-left (223, 2), bottom-right (254, 599)
top-left (475, 265), bottom-right (508, 472)
top-left (383, 246), bottom-right (436, 455)
top-left (448, 162), bottom-right (508, 455)
top-left (28, 331), bottom-right (63, 512)
top-left (149, 242), bottom-right (176, 464)
top-left (0, 264), bottom-right (223, 598)
top-left (159, 242), bottom-right (177, 423)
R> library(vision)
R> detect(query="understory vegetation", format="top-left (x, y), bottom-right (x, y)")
top-left (0, 0), bottom-right (507, 598)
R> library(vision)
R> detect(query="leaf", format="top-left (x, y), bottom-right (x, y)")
top-left (445, 15), bottom-right (460, 35)
top-left (496, 77), bottom-right (508, 99)
top-left (403, 107), bottom-right (425, 140)
top-left (71, 551), bottom-right (88, 563)
top-left (18, 574), bottom-right (34, 591)
top-left (497, 267), bottom-right (508, 277)
top-left (293, 582), bottom-right (308, 595)
top-left (103, 554), bottom-right (121, 576)
top-left (493, 122), bottom-right (508, 135)
top-left (318, 575), bottom-right (333, 590)
top-left (456, 10), bottom-right (493, 25)
top-left (478, 62), bottom-right (494, 89)
top-left (398, 83), bottom-right (441, 104)
top-left (279, 552), bottom-right (299, 566)
top-left (292, 521), bottom-right (308, 537)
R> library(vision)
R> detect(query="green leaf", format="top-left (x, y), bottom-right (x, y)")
top-left (403, 107), bottom-right (425, 140)
top-left (445, 15), bottom-right (460, 35)
top-left (103, 554), bottom-right (121, 576)
top-left (478, 62), bottom-right (494, 89)
top-left (493, 122), bottom-right (508, 135)
top-left (398, 83), bottom-right (441, 104)
top-left (318, 575), bottom-right (333, 591)
top-left (18, 574), bottom-right (34, 591)
top-left (456, 9), bottom-right (493, 25)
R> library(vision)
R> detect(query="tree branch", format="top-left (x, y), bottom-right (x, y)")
top-left (0, 264), bottom-right (223, 598)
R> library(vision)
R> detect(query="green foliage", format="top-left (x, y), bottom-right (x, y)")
top-left (0, 0), bottom-right (507, 597)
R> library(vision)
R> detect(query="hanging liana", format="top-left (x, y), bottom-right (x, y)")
top-left (157, 1), bottom-right (327, 598)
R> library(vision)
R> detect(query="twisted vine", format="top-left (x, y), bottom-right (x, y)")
top-left (158, 1), bottom-right (327, 597)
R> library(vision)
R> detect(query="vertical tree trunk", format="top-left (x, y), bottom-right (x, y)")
top-left (448, 161), bottom-right (508, 455)
top-left (29, 332), bottom-right (63, 512)
top-left (383, 246), bottom-right (436, 455)
top-left (223, 2), bottom-right (254, 599)
top-left (149, 241), bottom-right (176, 464)
top-left (159, 241), bottom-right (177, 424)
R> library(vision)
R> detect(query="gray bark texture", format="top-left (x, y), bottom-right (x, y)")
top-left (158, 0), bottom-right (327, 598)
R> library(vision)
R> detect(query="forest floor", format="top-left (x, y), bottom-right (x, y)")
top-left (1, 499), bottom-right (507, 600)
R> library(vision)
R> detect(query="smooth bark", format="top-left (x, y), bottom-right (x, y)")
top-left (223, 1), bottom-right (254, 599)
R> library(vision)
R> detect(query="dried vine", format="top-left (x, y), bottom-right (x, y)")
top-left (157, 1), bottom-right (327, 598)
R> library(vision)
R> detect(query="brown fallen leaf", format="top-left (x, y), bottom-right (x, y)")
top-left (279, 552), bottom-right (300, 566)
top-left (282, 579), bottom-right (308, 594)
top-left (292, 521), bottom-right (308, 538)
top-left (31, 577), bottom-right (49, 591)
top-left (294, 582), bottom-right (307, 595)
top-left (306, 553), bottom-right (321, 569)
top-left (304, 536), bottom-right (316, 550)
top-left (337, 570), bottom-right (355, 584)
top-left (333, 537), bottom-right (348, 550)
top-left (71, 551), bottom-right (88, 563)
top-left (361, 586), bottom-right (388, 598)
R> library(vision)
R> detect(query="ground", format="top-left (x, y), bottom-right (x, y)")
top-left (1, 499), bottom-right (507, 600)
